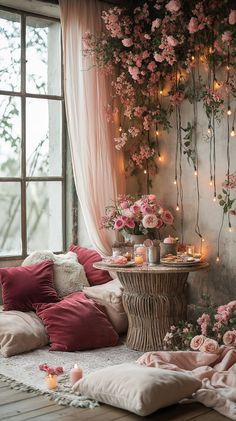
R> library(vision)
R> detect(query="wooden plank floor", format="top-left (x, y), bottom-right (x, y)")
top-left (0, 380), bottom-right (229, 421)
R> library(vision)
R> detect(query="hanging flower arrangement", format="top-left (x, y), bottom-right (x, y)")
top-left (83, 0), bottom-right (236, 180)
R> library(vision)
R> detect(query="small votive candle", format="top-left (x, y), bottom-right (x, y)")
top-left (70, 364), bottom-right (83, 386)
top-left (46, 374), bottom-right (58, 390)
top-left (186, 245), bottom-right (195, 256)
top-left (134, 255), bottom-right (144, 265)
top-left (134, 245), bottom-right (146, 263)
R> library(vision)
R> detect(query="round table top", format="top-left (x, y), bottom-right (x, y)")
top-left (94, 261), bottom-right (209, 274)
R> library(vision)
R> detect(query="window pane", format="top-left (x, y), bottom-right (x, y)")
top-left (27, 181), bottom-right (62, 252)
top-left (26, 17), bottom-right (61, 95)
top-left (0, 11), bottom-right (21, 92)
top-left (0, 182), bottom-right (21, 256)
top-left (0, 95), bottom-right (21, 177)
top-left (26, 98), bottom-right (62, 176)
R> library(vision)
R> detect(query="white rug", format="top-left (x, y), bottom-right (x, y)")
top-left (0, 342), bottom-right (143, 408)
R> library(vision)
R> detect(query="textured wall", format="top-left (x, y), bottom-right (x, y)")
top-left (128, 99), bottom-right (236, 305)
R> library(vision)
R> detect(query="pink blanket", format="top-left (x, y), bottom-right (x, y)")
top-left (137, 347), bottom-right (236, 420)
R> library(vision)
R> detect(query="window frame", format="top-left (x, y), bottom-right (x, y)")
top-left (0, 5), bottom-right (66, 260)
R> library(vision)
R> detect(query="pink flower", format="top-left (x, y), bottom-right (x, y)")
top-left (161, 209), bottom-right (174, 225)
top-left (188, 17), bottom-right (199, 33)
top-left (166, 0), bottom-right (181, 13)
top-left (156, 218), bottom-right (163, 229)
top-left (142, 214), bottom-right (158, 229)
top-left (222, 31), bottom-right (232, 43)
top-left (114, 217), bottom-right (125, 230)
top-left (229, 10), bottom-right (236, 25)
top-left (141, 204), bottom-right (154, 214)
top-left (199, 338), bottom-right (220, 354)
top-left (125, 218), bottom-right (135, 229)
top-left (120, 201), bottom-right (129, 209)
top-left (190, 335), bottom-right (206, 350)
top-left (166, 36), bottom-right (179, 47)
top-left (128, 66), bottom-right (139, 80)
top-left (147, 61), bottom-right (156, 72)
top-left (151, 18), bottom-right (161, 32)
top-left (148, 194), bottom-right (157, 202)
top-left (130, 204), bottom-right (140, 214)
top-left (223, 331), bottom-right (236, 346)
top-left (154, 52), bottom-right (164, 62)
top-left (122, 38), bottom-right (133, 47)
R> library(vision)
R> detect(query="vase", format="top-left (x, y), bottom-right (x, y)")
top-left (129, 234), bottom-right (149, 245)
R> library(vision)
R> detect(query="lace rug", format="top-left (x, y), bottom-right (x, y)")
top-left (0, 342), bottom-right (142, 408)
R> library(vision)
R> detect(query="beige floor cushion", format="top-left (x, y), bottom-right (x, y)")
top-left (22, 250), bottom-right (89, 297)
top-left (83, 279), bottom-right (128, 334)
top-left (73, 362), bottom-right (201, 416)
top-left (0, 306), bottom-right (48, 357)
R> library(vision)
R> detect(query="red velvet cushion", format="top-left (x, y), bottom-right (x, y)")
top-left (0, 260), bottom-right (59, 312)
top-left (69, 244), bottom-right (112, 286)
top-left (34, 292), bottom-right (119, 351)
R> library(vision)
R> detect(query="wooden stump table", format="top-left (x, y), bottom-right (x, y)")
top-left (94, 262), bottom-right (209, 352)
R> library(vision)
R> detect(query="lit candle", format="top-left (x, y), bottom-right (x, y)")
top-left (187, 245), bottom-right (195, 256)
top-left (46, 374), bottom-right (58, 390)
top-left (70, 364), bottom-right (83, 386)
top-left (135, 246), bottom-right (146, 262)
top-left (134, 255), bottom-right (144, 265)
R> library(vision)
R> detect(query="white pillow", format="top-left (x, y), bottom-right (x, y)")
top-left (0, 306), bottom-right (48, 357)
top-left (22, 251), bottom-right (89, 297)
top-left (73, 362), bottom-right (201, 416)
top-left (83, 279), bottom-right (128, 334)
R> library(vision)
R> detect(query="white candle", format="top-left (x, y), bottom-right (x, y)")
top-left (70, 364), bottom-right (83, 386)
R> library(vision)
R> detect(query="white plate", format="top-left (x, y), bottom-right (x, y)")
top-left (160, 259), bottom-right (202, 267)
top-left (101, 260), bottom-right (136, 268)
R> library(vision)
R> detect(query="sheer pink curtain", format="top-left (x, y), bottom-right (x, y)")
top-left (59, 0), bottom-right (125, 255)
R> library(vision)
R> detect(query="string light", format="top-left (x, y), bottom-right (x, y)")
top-left (156, 130), bottom-right (159, 136)
top-left (119, 126), bottom-right (122, 132)
top-left (143, 169), bottom-right (147, 174)
top-left (173, 178), bottom-right (177, 185)
top-left (159, 90), bottom-right (163, 95)
top-left (213, 195), bottom-right (217, 202)
top-left (158, 155), bottom-right (162, 162)
top-left (226, 65), bottom-right (230, 71)
top-left (229, 226), bottom-right (232, 233)
top-left (201, 238), bottom-right (205, 242)
top-left (194, 169), bottom-right (198, 176)
top-left (176, 204), bottom-right (180, 211)
top-left (227, 106), bottom-right (232, 116)
top-left (191, 55), bottom-right (195, 61)
top-left (209, 177), bottom-right (213, 186)
top-left (207, 124), bottom-right (211, 135)
top-left (216, 256), bottom-right (220, 263)
top-left (231, 127), bottom-right (235, 137)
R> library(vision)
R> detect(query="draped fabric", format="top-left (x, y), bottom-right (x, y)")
top-left (59, 0), bottom-right (125, 255)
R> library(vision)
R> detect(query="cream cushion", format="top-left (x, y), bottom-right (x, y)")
top-left (22, 251), bottom-right (89, 297)
top-left (0, 306), bottom-right (48, 357)
top-left (73, 362), bottom-right (201, 416)
top-left (83, 279), bottom-right (128, 334)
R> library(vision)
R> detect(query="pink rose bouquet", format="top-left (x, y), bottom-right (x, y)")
top-left (100, 194), bottom-right (174, 237)
top-left (164, 298), bottom-right (236, 351)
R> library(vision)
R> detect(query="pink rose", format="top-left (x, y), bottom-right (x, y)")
top-left (141, 204), bottom-right (153, 214)
top-left (199, 338), bottom-right (220, 354)
top-left (148, 194), bottom-right (157, 202)
top-left (125, 218), bottom-right (135, 229)
top-left (167, 36), bottom-right (179, 47)
top-left (223, 331), bottom-right (236, 346)
top-left (147, 61), bottom-right (157, 72)
top-left (122, 38), bottom-right (133, 47)
top-left (114, 217), bottom-right (125, 230)
top-left (128, 66), bottom-right (139, 80)
top-left (190, 335), bottom-right (206, 350)
top-left (120, 201), bottom-right (129, 209)
top-left (229, 10), bottom-right (236, 25)
top-left (222, 31), bottom-right (232, 43)
top-left (161, 209), bottom-right (174, 225)
top-left (166, 0), bottom-right (181, 13)
top-left (188, 17), bottom-right (199, 33)
top-left (156, 218), bottom-right (163, 229)
top-left (130, 204), bottom-right (140, 214)
top-left (154, 52), bottom-right (164, 62)
top-left (151, 18), bottom-right (161, 32)
top-left (142, 214), bottom-right (158, 229)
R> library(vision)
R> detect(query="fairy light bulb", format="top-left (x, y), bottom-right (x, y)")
top-left (207, 127), bottom-right (211, 134)
top-left (213, 194), bottom-right (217, 202)
top-left (216, 256), bottom-right (220, 263)
top-left (159, 90), bottom-right (163, 95)
top-left (143, 169), bottom-right (147, 174)
top-left (176, 204), bottom-right (179, 211)
top-left (174, 178), bottom-right (177, 185)
top-left (158, 155), bottom-right (162, 162)
top-left (229, 226), bottom-right (232, 233)
top-left (201, 238), bottom-right (205, 242)
top-left (156, 130), bottom-right (159, 136)
top-left (227, 106), bottom-right (232, 116)
top-left (191, 55), bottom-right (195, 61)
top-left (226, 65), bottom-right (230, 71)
top-left (231, 127), bottom-right (235, 137)
top-left (209, 177), bottom-right (213, 186)
top-left (194, 169), bottom-right (198, 176)
top-left (119, 126), bottom-right (122, 132)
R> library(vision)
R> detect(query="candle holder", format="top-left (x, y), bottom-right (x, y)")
top-left (186, 245), bottom-right (195, 256)
top-left (134, 244), bottom-right (146, 265)
top-left (45, 374), bottom-right (58, 390)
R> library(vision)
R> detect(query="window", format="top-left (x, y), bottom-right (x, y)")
top-left (0, 6), bottom-right (65, 258)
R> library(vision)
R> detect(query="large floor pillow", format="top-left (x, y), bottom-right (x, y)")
top-left (0, 306), bottom-right (48, 357)
top-left (83, 279), bottom-right (128, 334)
top-left (22, 250), bottom-right (89, 297)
